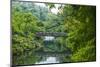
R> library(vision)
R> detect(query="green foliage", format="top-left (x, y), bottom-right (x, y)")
top-left (12, 1), bottom-right (48, 21)
top-left (12, 1), bottom-right (96, 64)
top-left (12, 3), bottom-right (44, 56)
top-left (63, 5), bottom-right (96, 62)
top-left (13, 51), bottom-right (41, 65)
top-left (71, 39), bottom-right (96, 62)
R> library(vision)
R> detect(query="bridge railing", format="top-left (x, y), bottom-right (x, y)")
top-left (35, 32), bottom-right (67, 37)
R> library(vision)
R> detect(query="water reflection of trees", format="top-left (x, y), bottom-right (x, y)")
top-left (13, 51), bottom-right (41, 65)
top-left (13, 50), bottom-right (71, 65)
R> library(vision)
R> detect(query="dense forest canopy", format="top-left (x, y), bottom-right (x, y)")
top-left (12, 1), bottom-right (96, 65)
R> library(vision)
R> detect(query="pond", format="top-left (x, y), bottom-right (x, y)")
top-left (35, 56), bottom-right (59, 64)
top-left (13, 51), bottom-right (71, 66)
top-left (13, 36), bottom-right (71, 66)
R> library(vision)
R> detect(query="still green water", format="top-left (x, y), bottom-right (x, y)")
top-left (13, 51), bottom-right (71, 65)
top-left (13, 37), bottom-right (71, 66)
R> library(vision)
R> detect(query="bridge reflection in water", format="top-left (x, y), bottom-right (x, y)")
top-left (13, 33), bottom-right (71, 66)
top-left (13, 50), bottom-right (71, 66)
top-left (35, 57), bottom-right (59, 64)
top-left (34, 35), bottom-right (71, 64)
top-left (35, 51), bottom-right (71, 64)
top-left (35, 34), bottom-right (70, 64)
